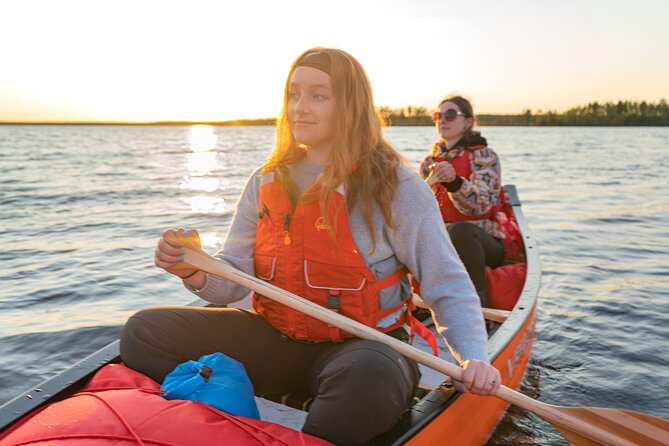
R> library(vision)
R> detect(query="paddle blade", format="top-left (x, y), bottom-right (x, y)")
top-left (550, 406), bottom-right (669, 446)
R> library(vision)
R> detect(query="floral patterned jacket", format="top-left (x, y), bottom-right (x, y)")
top-left (419, 143), bottom-right (504, 239)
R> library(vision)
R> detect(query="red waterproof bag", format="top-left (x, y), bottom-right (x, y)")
top-left (486, 263), bottom-right (527, 310)
top-left (0, 364), bottom-right (333, 446)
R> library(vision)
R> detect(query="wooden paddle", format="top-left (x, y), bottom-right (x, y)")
top-left (181, 246), bottom-right (669, 446)
top-left (412, 292), bottom-right (510, 323)
top-left (481, 307), bottom-right (510, 323)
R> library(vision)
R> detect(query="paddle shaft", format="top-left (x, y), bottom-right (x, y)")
top-left (182, 248), bottom-right (664, 446)
top-left (482, 308), bottom-right (511, 323)
top-left (413, 292), bottom-right (509, 323)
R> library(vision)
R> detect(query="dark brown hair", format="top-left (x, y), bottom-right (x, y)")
top-left (437, 95), bottom-right (474, 141)
top-left (437, 94), bottom-right (481, 145)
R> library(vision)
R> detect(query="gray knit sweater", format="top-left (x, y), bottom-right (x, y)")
top-left (187, 157), bottom-right (489, 364)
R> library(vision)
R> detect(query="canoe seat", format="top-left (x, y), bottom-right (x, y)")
top-left (259, 391), bottom-right (314, 412)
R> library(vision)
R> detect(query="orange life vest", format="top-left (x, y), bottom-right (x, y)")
top-left (431, 146), bottom-right (497, 223)
top-left (252, 169), bottom-right (412, 343)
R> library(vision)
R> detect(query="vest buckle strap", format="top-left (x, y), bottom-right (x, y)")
top-left (327, 290), bottom-right (341, 310)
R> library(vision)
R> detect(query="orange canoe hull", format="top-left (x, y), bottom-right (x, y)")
top-left (406, 306), bottom-right (537, 446)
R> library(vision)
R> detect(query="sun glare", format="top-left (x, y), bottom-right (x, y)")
top-left (179, 177), bottom-right (221, 192)
top-left (186, 152), bottom-right (221, 176)
top-left (181, 125), bottom-right (227, 214)
top-left (185, 195), bottom-right (226, 214)
top-left (185, 125), bottom-right (220, 175)
top-left (199, 232), bottom-right (224, 248)
top-left (189, 125), bottom-right (217, 152)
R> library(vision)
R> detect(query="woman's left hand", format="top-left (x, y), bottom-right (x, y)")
top-left (454, 359), bottom-right (501, 396)
top-left (432, 161), bottom-right (457, 183)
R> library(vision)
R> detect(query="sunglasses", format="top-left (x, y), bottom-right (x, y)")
top-left (432, 109), bottom-right (465, 122)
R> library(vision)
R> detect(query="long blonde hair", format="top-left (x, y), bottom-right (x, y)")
top-left (264, 47), bottom-right (404, 248)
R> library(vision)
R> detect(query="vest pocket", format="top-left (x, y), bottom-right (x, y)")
top-left (303, 260), bottom-right (373, 333)
top-left (303, 260), bottom-right (366, 291)
top-left (254, 255), bottom-right (277, 281)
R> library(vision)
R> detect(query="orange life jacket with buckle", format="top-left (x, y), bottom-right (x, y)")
top-left (252, 168), bottom-right (416, 344)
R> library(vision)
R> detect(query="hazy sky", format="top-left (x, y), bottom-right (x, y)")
top-left (1, 0), bottom-right (667, 122)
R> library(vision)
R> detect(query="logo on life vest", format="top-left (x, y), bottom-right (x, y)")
top-left (315, 216), bottom-right (330, 231)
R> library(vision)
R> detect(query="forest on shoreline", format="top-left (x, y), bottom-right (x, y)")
top-left (3, 100), bottom-right (667, 126)
top-left (380, 100), bottom-right (669, 126)
top-left (380, 99), bottom-right (669, 126)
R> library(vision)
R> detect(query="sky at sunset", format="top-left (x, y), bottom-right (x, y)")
top-left (1, 0), bottom-right (667, 122)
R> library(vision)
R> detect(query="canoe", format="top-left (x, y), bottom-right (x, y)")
top-left (0, 184), bottom-right (540, 446)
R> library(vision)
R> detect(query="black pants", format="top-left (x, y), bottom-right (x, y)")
top-left (448, 221), bottom-right (505, 307)
top-left (120, 306), bottom-right (419, 446)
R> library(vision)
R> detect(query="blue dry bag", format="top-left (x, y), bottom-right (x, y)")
top-left (161, 352), bottom-right (260, 419)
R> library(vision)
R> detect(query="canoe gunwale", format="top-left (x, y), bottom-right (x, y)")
top-left (487, 185), bottom-right (541, 357)
top-left (0, 340), bottom-right (120, 432)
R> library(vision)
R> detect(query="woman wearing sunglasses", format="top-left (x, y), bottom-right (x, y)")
top-left (122, 51), bottom-right (500, 445)
top-left (420, 95), bottom-right (504, 308)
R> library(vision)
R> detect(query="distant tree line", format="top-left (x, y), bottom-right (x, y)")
top-left (5, 101), bottom-right (666, 126)
top-left (380, 100), bottom-right (669, 126)
top-left (378, 106), bottom-right (432, 126)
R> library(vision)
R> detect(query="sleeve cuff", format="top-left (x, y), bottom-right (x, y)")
top-left (183, 273), bottom-right (218, 298)
top-left (441, 176), bottom-right (464, 192)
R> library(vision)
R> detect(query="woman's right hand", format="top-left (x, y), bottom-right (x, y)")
top-left (432, 161), bottom-right (457, 183)
top-left (425, 161), bottom-right (456, 185)
top-left (154, 228), bottom-right (203, 282)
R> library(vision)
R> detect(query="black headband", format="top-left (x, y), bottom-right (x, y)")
top-left (295, 51), bottom-right (331, 75)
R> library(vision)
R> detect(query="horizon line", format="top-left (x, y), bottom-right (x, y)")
top-left (2, 98), bottom-right (666, 125)
top-left (0, 118), bottom-right (278, 126)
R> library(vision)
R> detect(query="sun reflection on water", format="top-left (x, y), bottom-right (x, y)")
top-left (186, 152), bottom-right (221, 176)
top-left (200, 232), bottom-right (223, 248)
top-left (189, 124), bottom-right (217, 152)
top-left (182, 125), bottom-right (227, 214)
top-left (180, 177), bottom-right (221, 192)
top-left (186, 125), bottom-right (220, 176)
top-left (185, 195), bottom-right (226, 214)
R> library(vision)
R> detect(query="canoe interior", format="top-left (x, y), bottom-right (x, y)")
top-left (0, 185), bottom-right (541, 446)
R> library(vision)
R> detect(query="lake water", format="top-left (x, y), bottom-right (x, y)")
top-left (1, 125), bottom-right (668, 444)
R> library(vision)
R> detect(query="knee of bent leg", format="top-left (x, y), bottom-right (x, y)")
top-left (447, 221), bottom-right (474, 241)
top-left (120, 307), bottom-right (172, 355)
top-left (448, 221), bottom-right (481, 248)
top-left (307, 342), bottom-right (417, 444)
top-left (122, 307), bottom-right (163, 336)
top-left (324, 342), bottom-right (416, 395)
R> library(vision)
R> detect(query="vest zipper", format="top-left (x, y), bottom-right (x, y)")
top-left (283, 214), bottom-right (292, 245)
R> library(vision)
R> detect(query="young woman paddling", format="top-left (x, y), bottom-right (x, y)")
top-left (420, 96), bottom-right (506, 307)
top-left (121, 49), bottom-right (500, 445)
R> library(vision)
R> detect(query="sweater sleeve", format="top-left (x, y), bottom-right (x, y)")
top-left (389, 167), bottom-right (490, 363)
top-left (184, 166), bottom-right (262, 304)
top-left (418, 155), bottom-right (436, 179)
top-left (451, 148), bottom-right (501, 216)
